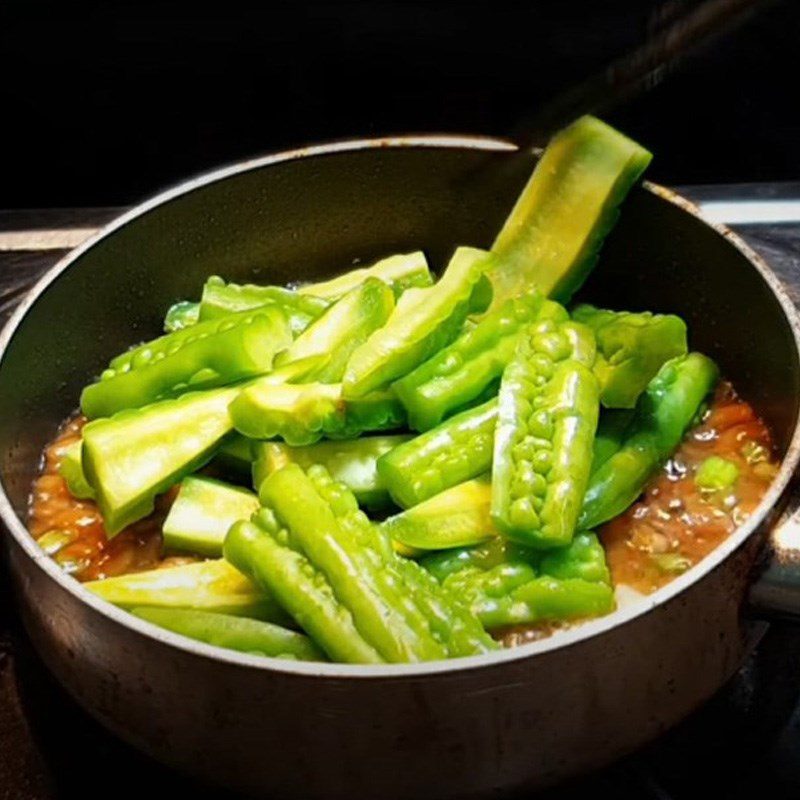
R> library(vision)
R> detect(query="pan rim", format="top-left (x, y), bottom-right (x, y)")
top-left (2, 134), bottom-right (800, 679)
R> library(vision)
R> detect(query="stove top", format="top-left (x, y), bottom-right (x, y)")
top-left (2, 185), bottom-right (800, 799)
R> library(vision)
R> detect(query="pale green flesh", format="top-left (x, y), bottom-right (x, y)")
top-left (82, 387), bottom-right (238, 535)
top-left (488, 115), bottom-right (652, 308)
top-left (59, 440), bottom-right (96, 500)
top-left (163, 476), bottom-right (260, 557)
top-left (298, 251), bottom-right (432, 301)
top-left (381, 475), bottom-right (497, 550)
top-left (84, 559), bottom-right (283, 621)
top-left (342, 247), bottom-right (493, 398)
top-left (277, 278), bottom-right (395, 382)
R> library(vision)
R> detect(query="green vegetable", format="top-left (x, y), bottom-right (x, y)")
top-left (381, 475), bottom-right (498, 550)
top-left (164, 300), bottom-right (201, 332)
top-left (298, 251), bottom-right (433, 301)
top-left (393, 292), bottom-right (560, 431)
top-left (199, 275), bottom-right (329, 335)
top-left (276, 278), bottom-right (395, 382)
top-left (230, 381), bottom-right (405, 446)
top-left (259, 354), bottom-right (332, 385)
top-left (394, 556), bottom-right (497, 658)
top-left (81, 308), bottom-right (292, 419)
top-left (82, 386), bottom-right (238, 534)
top-left (110, 308), bottom-right (285, 375)
top-left (491, 319), bottom-right (599, 547)
top-left (572, 304), bottom-right (687, 408)
top-left (461, 575), bottom-right (615, 629)
top-left (580, 352), bottom-right (720, 529)
top-left (252, 435), bottom-right (411, 509)
top-left (695, 455), bottom-right (739, 491)
top-left (377, 398), bottom-right (497, 508)
top-left (232, 382), bottom-right (339, 445)
top-left (422, 530), bottom-right (608, 583)
top-left (307, 466), bottom-right (449, 661)
top-left (426, 532), bottom-right (614, 628)
top-left (59, 440), bottom-right (95, 499)
top-left (162, 476), bottom-right (260, 556)
top-left (225, 512), bottom-right (385, 664)
top-left (257, 465), bottom-right (494, 659)
top-left (538, 530), bottom-right (611, 584)
top-left (85, 559), bottom-right (284, 621)
top-left (422, 537), bottom-right (533, 583)
top-left (591, 409), bottom-right (635, 473)
top-left (487, 116), bottom-right (652, 307)
top-left (131, 606), bottom-right (324, 661)
top-left (259, 464), bottom-right (440, 662)
top-left (342, 247), bottom-right (493, 399)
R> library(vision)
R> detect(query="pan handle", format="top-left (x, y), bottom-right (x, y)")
top-left (748, 481), bottom-right (800, 619)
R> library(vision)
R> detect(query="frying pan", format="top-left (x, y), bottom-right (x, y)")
top-left (1, 136), bottom-right (800, 799)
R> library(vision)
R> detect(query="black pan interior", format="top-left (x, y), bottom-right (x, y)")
top-left (0, 144), bottom-right (797, 519)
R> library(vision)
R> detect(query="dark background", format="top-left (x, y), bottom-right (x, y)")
top-left (0, 0), bottom-right (798, 208)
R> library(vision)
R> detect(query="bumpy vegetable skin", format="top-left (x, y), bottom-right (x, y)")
top-left (252, 435), bottom-right (411, 508)
top-left (132, 606), bottom-right (324, 660)
top-left (162, 476), bottom-right (260, 556)
top-left (491, 319), bottom-right (599, 547)
top-left (377, 398), bottom-right (497, 508)
top-left (110, 307), bottom-right (287, 374)
top-left (381, 475), bottom-right (497, 550)
top-left (393, 292), bottom-right (552, 431)
top-left (82, 386), bottom-right (238, 534)
top-left (230, 381), bottom-right (405, 445)
top-left (81, 308), bottom-right (291, 419)
top-left (85, 559), bottom-right (284, 621)
top-left (307, 466), bottom-right (448, 661)
top-left (424, 532), bottom-right (614, 628)
top-left (579, 352), bottom-right (719, 529)
top-left (199, 275), bottom-right (329, 334)
top-left (260, 464), bottom-right (439, 662)
top-left (538, 530), bottom-right (612, 584)
top-left (572, 304), bottom-right (687, 408)
top-left (422, 526), bottom-right (609, 583)
top-left (298, 251), bottom-right (433, 301)
top-left (227, 464), bottom-right (494, 661)
top-left (396, 556), bottom-right (496, 658)
top-left (300, 465), bottom-right (494, 658)
top-left (342, 247), bottom-right (493, 399)
top-left (487, 116), bottom-right (652, 307)
top-left (462, 575), bottom-right (615, 628)
top-left (225, 512), bottom-right (385, 664)
top-left (276, 278), bottom-right (395, 383)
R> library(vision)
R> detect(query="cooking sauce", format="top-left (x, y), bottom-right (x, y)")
top-left (601, 381), bottom-right (778, 594)
top-left (27, 417), bottom-right (186, 581)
